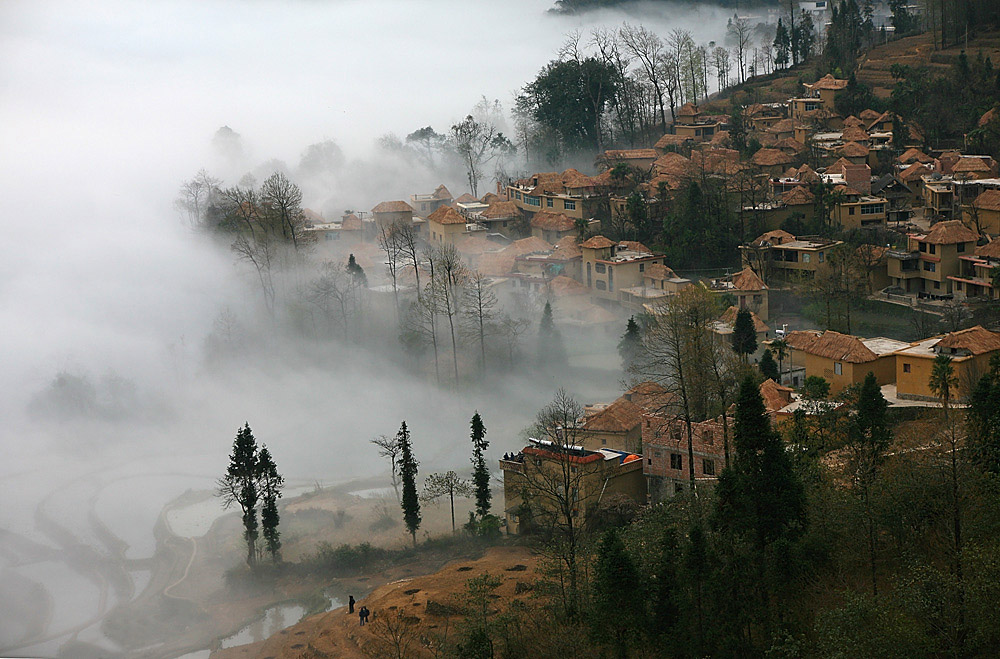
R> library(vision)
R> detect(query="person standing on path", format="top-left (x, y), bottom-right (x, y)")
top-left (348, 595), bottom-right (355, 614)
top-left (359, 606), bottom-right (366, 626)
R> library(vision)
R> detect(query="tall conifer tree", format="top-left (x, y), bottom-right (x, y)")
top-left (470, 412), bottom-right (491, 518)
top-left (397, 421), bottom-right (421, 546)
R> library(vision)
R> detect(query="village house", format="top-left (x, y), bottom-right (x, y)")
top-left (596, 148), bottom-right (660, 171)
top-left (886, 220), bottom-right (979, 297)
top-left (671, 102), bottom-right (726, 141)
top-left (745, 102), bottom-right (788, 132)
top-left (580, 236), bottom-right (670, 306)
top-left (426, 204), bottom-right (485, 245)
top-left (965, 188), bottom-right (1000, 236)
top-left (473, 200), bottom-right (522, 239)
top-left (302, 211), bottom-right (364, 250)
top-left (871, 174), bottom-right (914, 224)
top-left (790, 74), bottom-right (848, 122)
top-left (499, 440), bottom-right (645, 534)
top-left (894, 326), bottom-right (1000, 401)
top-left (713, 305), bottom-right (770, 350)
top-left (949, 239), bottom-right (1000, 301)
top-left (577, 398), bottom-right (647, 453)
top-left (409, 184), bottom-right (453, 215)
top-left (751, 147), bottom-right (797, 177)
top-left (829, 187), bottom-right (888, 230)
top-left (705, 266), bottom-right (769, 321)
top-left (530, 211), bottom-right (583, 243)
top-left (783, 329), bottom-right (909, 394)
top-left (642, 414), bottom-right (727, 501)
top-left (741, 230), bottom-right (843, 282)
top-left (506, 169), bottom-right (605, 221)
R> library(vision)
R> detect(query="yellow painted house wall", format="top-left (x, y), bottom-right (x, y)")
top-left (428, 221), bottom-right (466, 245)
top-left (577, 428), bottom-right (643, 454)
top-left (895, 353), bottom-right (992, 400)
top-left (802, 353), bottom-right (895, 394)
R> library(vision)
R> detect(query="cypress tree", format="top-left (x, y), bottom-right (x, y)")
top-left (347, 253), bottom-right (367, 286)
top-left (538, 301), bottom-right (568, 366)
top-left (850, 372), bottom-right (891, 595)
top-left (591, 529), bottom-right (641, 657)
top-left (397, 421), bottom-right (421, 546)
top-left (258, 444), bottom-right (283, 563)
top-left (618, 315), bottom-right (642, 371)
top-left (470, 412), bottom-right (491, 518)
top-left (218, 423), bottom-right (260, 568)
top-left (759, 348), bottom-right (779, 382)
top-left (715, 375), bottom-right (805, 547)
top-left (731, 308), bottom-right (757, 362)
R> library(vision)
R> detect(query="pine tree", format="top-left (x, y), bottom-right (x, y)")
top-left (617, 316), bottom-right (642, 371)
top-left (967, 366), bottom-right (1000, 474)
top-left (849, 371), bottom-right (891, 595)
top-left (715, 375), bottom-right (805, 547)
top-left (591, 529), bottom-right (641, 657)
top-left (397, 421), bottom-right (421, 546)
top-left (773, 18), bottom-right (791, 69)
top-left (347, 253), bottom-right (367, 286)
top-left (258, 444), bottom-right (284, 563)
top-left (759, 348), bottom-right (779, 381)
top-left (731, 308), bottom-right (757, 362)
top-left (218, 423), bottom-right (260, 568)
top-left (537, 301), bottom-right (568, 366)
top-left (470, 412), bottom-right (491, 519)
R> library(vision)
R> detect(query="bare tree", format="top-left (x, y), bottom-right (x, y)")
top-left (371, 433), bottom-right (403, 503)
top-left (499, 313), bottom-right (530, 367)
top-left (365, 608), bottom-right (420, 659)
top-left (260, 171), bottom-right (306, 250)
top-left (462, 271), bottom-right (499, 373)
top-left (620, 23), bottom-right (671, 133)
top-left (422, 471), bottom-right (473, 533)
top-left (377, 222), bottom-right (403, 321)
top-left (728, 17), bottom-right (752, 84)
top-left (232, 231), bottom-right (277, 316)
top-left (712, 46), bottom-right (731, 92)
top-left (393, 219), bottom-right (422, 296)
top-left (306, 261), bottom-right (366, 340)
top-left (451, 114), bottom-right (514, 197)
top-left (428, 244), bottom-right (467, 382)
top-left (175, 169), bottom-right (222, 229)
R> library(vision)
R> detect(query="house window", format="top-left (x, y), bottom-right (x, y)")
top-left (919, 242), bottom-right (927, 252)
top-left (834, 362), bottom-right (843, 375)
top-left (903, 363), bottom-right (911, 373)
top-left (596, 280), bottom-right (607, 290)
top-left (595, 263), bottom-right (606, 273)
top-left (564, 200), bottom-right (576, 211)
top-left (802, 253), bottom-right (811, 263)
top-left (958, 242), bottom-right (966, 253)
top-left (670, 453), bottom-right (683, 470)
top-left (647, 458), bottom-right (652, 465)
top-left (587, 262), bottom-right (592, 287)
top-left (639, 263), bottom-right (645, 272)
top-left (934, 280), bottom-right (941, 289)
top-left (546, 198), bottom-right (554, 208)
top-left (924, 261), bottom-right (936, 272)
top-left (703, 459), bottom-right (716, 476)
top-left (703, 429), bottom-right (714, 445)
top-left (515, 191), bottom-right (522, 200)
top-left (818, 252), bottom-right (825, 263)
top-left (502, 221), bottom-right (508, 227)
top-left (930, 244), bottom-right (937, 255)
top-left (672, 427), bottom-right (682, 441)
top-left (849, 206), bottom-right (855, 215)
top-left (526, 196), bottom-right (541, 207)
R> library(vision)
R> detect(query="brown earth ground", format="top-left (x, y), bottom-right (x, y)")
top-left (210, 545), bottom-right (540, 659)
top-left (98, 480), bottom-right (487, 658)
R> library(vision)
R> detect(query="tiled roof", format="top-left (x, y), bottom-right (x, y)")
top-left (454, 193), bottom-right (478, 204)
top-left (897, 147), bottom-right (933, 164)
top-left (859, 108), bottom-right (883, 122)
top-left (677, 102), bottom-right (700, 116)
top-left (720, 306), bottom-right (768, 333)
top-left (601, 148), bottom-right (659, 160)
top-left (807, 74), bottom-right (849, 91)
top-left (975, 238), bottom-right (1000, 258)
top-left (952, 156), bottom-right (993, 173)
top-left (972, 189), bottom-right (1000, 212)
top-left (979, 107), bottom-right (998, 128)
top-left (801, 330), bottom-right (878, 363)
top-left (784, 329), bottom-right (821, 351)
top-left (511, 236), bottom-right (552, 254)
top-left (482, 200), bottom-right (519, 219)
top-left (481, 192), bottom-right (500, 204)
top-left (866, 110), bottom-right (894, 131)
top-left (654, 133), bottom-right (693, 149)
top-left (842, 115), bottom-right (865, 128)
top-left (760, 378), bottom-right (795, 412)
top-left (782, 186), bottom-right (815, 206)
top-left (775, 137), bottom-right (806, 153)
top-left (826, 158), bottom-right (854, 175)
top-left (428, 205), bottom-right (467, 225)
top-left (899, 162), bottom-right (932, 182)
top-left (934, 326), bottom-right (1000, 355)
top-left (581, 235), bottom-right (615, 249)
top-left (732, 267), bottom-right (767, 291)
top-left (551, 236), bottom-right (582, 260)
top-left (841, 125), bottom-right (870, 142)
top-left (751, 148), bottom-right (794, 167)
top-left (342, 213), bottom-right (363, 231)
top-left (432, 184), bottom-right (452, 200)
top-left (582, 398), bottom-right (647, 433)
top-left (766, 118), bottom-right (796, 134)
top-left (644, 263), bottom-right (679, 280)
top-left (372, 200), bottom-right (414, 213)
top-left (531, 212), bottom-right (576, 232)
top-left (619, 240), bottom-right (652, 254)
top-left (546, 275), bottom-right (588, 297)
top-left (622, 381), bottom-right (676, 414)
top-left (923, 220), bottom-right (978, 245)
top-left (752, 229), bottom-right (795, 246)
top-left (840, 141), bottom-right (870, 157)
top-left (561, 168), bottom-right (595, 189)
top-left (653, 152), bottom-right (695, 177)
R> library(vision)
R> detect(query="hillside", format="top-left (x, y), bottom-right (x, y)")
top-left (210, 546), bottom-right (540, 659)
top-left (856, 30), bottom-right (1000, 97)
